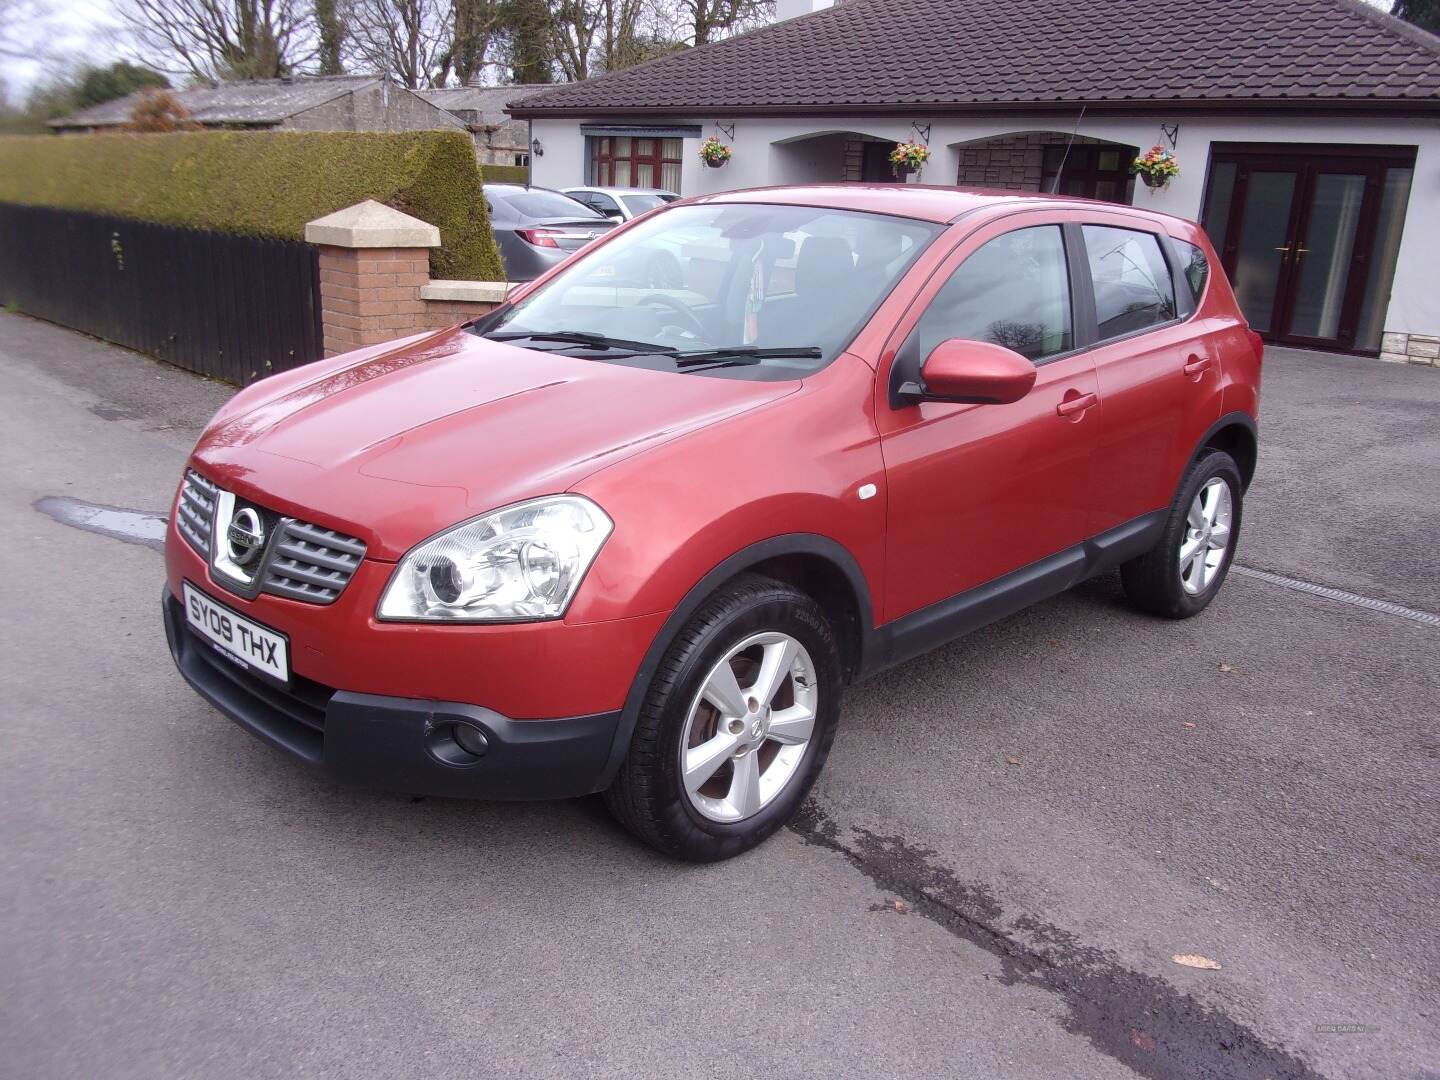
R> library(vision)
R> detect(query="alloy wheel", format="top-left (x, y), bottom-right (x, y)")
top-left (1178, 477), bottom-right (1234, 595)
top-left (679, 631), bottom-right (818, 823)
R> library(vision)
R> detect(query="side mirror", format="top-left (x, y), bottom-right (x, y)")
top-left (606, 213), bottom-right (624, 223)
top-left (898, 339), bottom-right (1037, 405)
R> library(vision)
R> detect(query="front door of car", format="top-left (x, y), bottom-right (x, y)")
top-left (1074, 218), bottom-right (1223, 531)
top-left (875, 217), bottom-right (1101, 623)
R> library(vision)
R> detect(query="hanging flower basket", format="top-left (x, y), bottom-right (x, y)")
top-left (1133, 145), bottom-right (1180, 192)
top-left (889, 140), bottom-right (930, 179)
top-left (699, 136), bottom-right (732, 169)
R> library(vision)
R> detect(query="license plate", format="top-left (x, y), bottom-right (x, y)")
top-left (182, 581), bottom-right (290, 683)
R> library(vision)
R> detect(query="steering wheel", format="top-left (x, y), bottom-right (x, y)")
top-left (639, 293), bottom-right (708, 339)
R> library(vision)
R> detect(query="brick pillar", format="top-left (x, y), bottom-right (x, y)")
top-left (305, 200), bottom-right (441, 358)
top-left (305, 200), bottom-right (512, 357)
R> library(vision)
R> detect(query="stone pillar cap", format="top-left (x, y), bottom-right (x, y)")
top-left (305, 199), bottom-right (441, 249)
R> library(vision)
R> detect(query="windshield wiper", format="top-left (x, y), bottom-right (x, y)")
top-left (485, 329), bottom-right (677, 354)
top-left (673, 346), bottom-right (823, 368)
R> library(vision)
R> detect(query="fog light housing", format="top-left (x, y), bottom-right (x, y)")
top-left (425, 718), bottom-right (491, 766)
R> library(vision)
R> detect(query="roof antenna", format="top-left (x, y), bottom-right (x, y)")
top-left (1049, 105), bottom-right (1087, 195)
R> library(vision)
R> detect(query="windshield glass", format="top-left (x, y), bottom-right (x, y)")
top-left (621, 193), bottom-right (668, 215)
top-left (487, 203), bottom-right (941, 376)
top-left (494, 189), bottom-right (602, 219)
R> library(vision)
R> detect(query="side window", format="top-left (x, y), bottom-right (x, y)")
top-left (1174, 238), bottom-right (1209, 302)
top-left (916, 225), bottom-right (1073, 362)
top-left (592, 193), bottom-right (620, 215)
top-left (1082, 225), bottom-right (1177, 340)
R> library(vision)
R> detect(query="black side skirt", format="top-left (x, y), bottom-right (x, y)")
top-left (864, 510), bottom-right (1166, 676)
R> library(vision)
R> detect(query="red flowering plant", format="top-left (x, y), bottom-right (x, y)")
top-left (1133, 145), bottom-right (1180, 190)
top-left (889, 140), bottom-right (930, 175)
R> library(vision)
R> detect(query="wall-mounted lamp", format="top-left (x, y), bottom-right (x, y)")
top-left (531, 137), bottom-right (544, 157)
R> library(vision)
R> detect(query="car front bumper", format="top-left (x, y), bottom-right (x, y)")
top-left (163, 591), bottom-right (621, 800)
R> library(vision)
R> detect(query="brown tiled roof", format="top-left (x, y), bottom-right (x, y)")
top-left (510, 0), bottom-right (1440, 116)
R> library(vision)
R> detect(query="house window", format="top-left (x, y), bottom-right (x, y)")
top-left (589, 136), bottom-right (683, 192)
top-left (1041, 145), bottom-right (1134, 204)
top-left (514, 153), bottom-right (529, 167)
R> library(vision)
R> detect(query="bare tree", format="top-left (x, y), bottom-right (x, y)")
top-left (678, 0), bottom-right (771, 46)
top-left (123, 0), bottom-right (315, 80)
top-left (447, 0), bottom-right (500, 85)
top-left (546, 0), bottom-right (600, 80)
top-left (547, 0), bottom-right (666, 80)
top-left (345, 0), bottom-right (453, 87)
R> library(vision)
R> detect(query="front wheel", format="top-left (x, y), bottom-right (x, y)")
top-left (1121, 449), bottom-right (1243, 619)
top-left (604, 574), bottom-right (842, 861)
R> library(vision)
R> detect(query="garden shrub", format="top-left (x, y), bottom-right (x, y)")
top-left (479, 164), bottom-right (529, 184)
top-left (0, 129), bottom-right (503, 280)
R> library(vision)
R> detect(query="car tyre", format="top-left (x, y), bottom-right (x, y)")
top-left (604, 574), bottom-right (842, 862)
top-left (1121, 449), bottom-right (1243, 619)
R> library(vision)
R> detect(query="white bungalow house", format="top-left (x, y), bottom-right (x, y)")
top-left (511, 0), bottom-right (1440, 363)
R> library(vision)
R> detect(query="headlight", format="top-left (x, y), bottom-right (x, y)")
top-left (377, 495), bottom-right (613, 622)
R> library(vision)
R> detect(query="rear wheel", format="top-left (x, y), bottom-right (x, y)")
top-left (604, 575), bottom-right (842, 861)
top-left (1121, 450), bottom-right (1243, 619)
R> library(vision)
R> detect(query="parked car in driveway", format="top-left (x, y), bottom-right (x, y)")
top-left (484, 183), bottom-right (617, 282)
top-left (163, 185), bottom-right (1262, 862)
top-left (562, 186), bottom-right (680, 221)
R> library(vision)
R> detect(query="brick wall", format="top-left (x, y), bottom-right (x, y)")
top-left (314, 244), bottom-right (505, 357)
top-left (955, 132), bottom-right (1113, 191)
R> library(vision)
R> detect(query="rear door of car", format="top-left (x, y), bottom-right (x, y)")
top-left (1071, 214), bottom-right (1223, 534)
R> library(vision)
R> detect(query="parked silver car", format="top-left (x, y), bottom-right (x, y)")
top-left (484, 184), bottom-right (618, 282)
top-left (562, 186), bottom-right (681, 222)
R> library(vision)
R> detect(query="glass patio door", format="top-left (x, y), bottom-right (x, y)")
top-left (1201, 145), bottom-right (1415, 353)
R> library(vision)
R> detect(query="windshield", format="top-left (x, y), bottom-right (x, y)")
top-left (494, 189), bottom-right (602, 219)
top-left (485, 203), bottom-right (941, 377)
top-left (621, 193), bottom-right (668, 215)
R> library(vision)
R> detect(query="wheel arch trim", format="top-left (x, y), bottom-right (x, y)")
top-left (594, 533), bottom-right (875, 788)
top-left (1190, 411), bottom-right (1258, 490)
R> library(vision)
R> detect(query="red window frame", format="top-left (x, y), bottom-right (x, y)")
top-left (590, 136), bottom-right (682, 189)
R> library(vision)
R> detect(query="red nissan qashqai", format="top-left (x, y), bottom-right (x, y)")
top-left (164, 185), bottom-right (1261, 861)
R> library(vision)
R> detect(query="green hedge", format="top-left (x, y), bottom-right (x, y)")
top-left (0, 130), bottom-right (503, 280)
top-left (480, 164), bottom-right (529, 184)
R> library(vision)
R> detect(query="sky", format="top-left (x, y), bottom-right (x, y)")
top-left (1, 0), bottom-right (127, 100)
top-left (0, 0), bottom-right (1406, 102)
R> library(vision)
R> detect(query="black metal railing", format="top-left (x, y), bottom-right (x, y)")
top-left (0, 202), bottom-right (323, 385)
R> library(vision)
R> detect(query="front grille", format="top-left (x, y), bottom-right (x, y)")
top-left (261, 520), bottom-right (367, 605)
top-left (176, 468), bottom-right (366, 606)
top-left (176, 470), bottom-right (217, 555)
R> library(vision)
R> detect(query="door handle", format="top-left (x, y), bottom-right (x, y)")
top-left (1056, 391), bottom-right (1099, 418)
top-left (1183, 355), bottom-right (1213, 378)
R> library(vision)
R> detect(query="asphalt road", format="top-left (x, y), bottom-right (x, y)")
top-left (1, 311), bottom-right (1436, 1080)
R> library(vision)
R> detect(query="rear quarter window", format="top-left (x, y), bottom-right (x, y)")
top-left (1174, 239), bottom-right (1210, 303)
